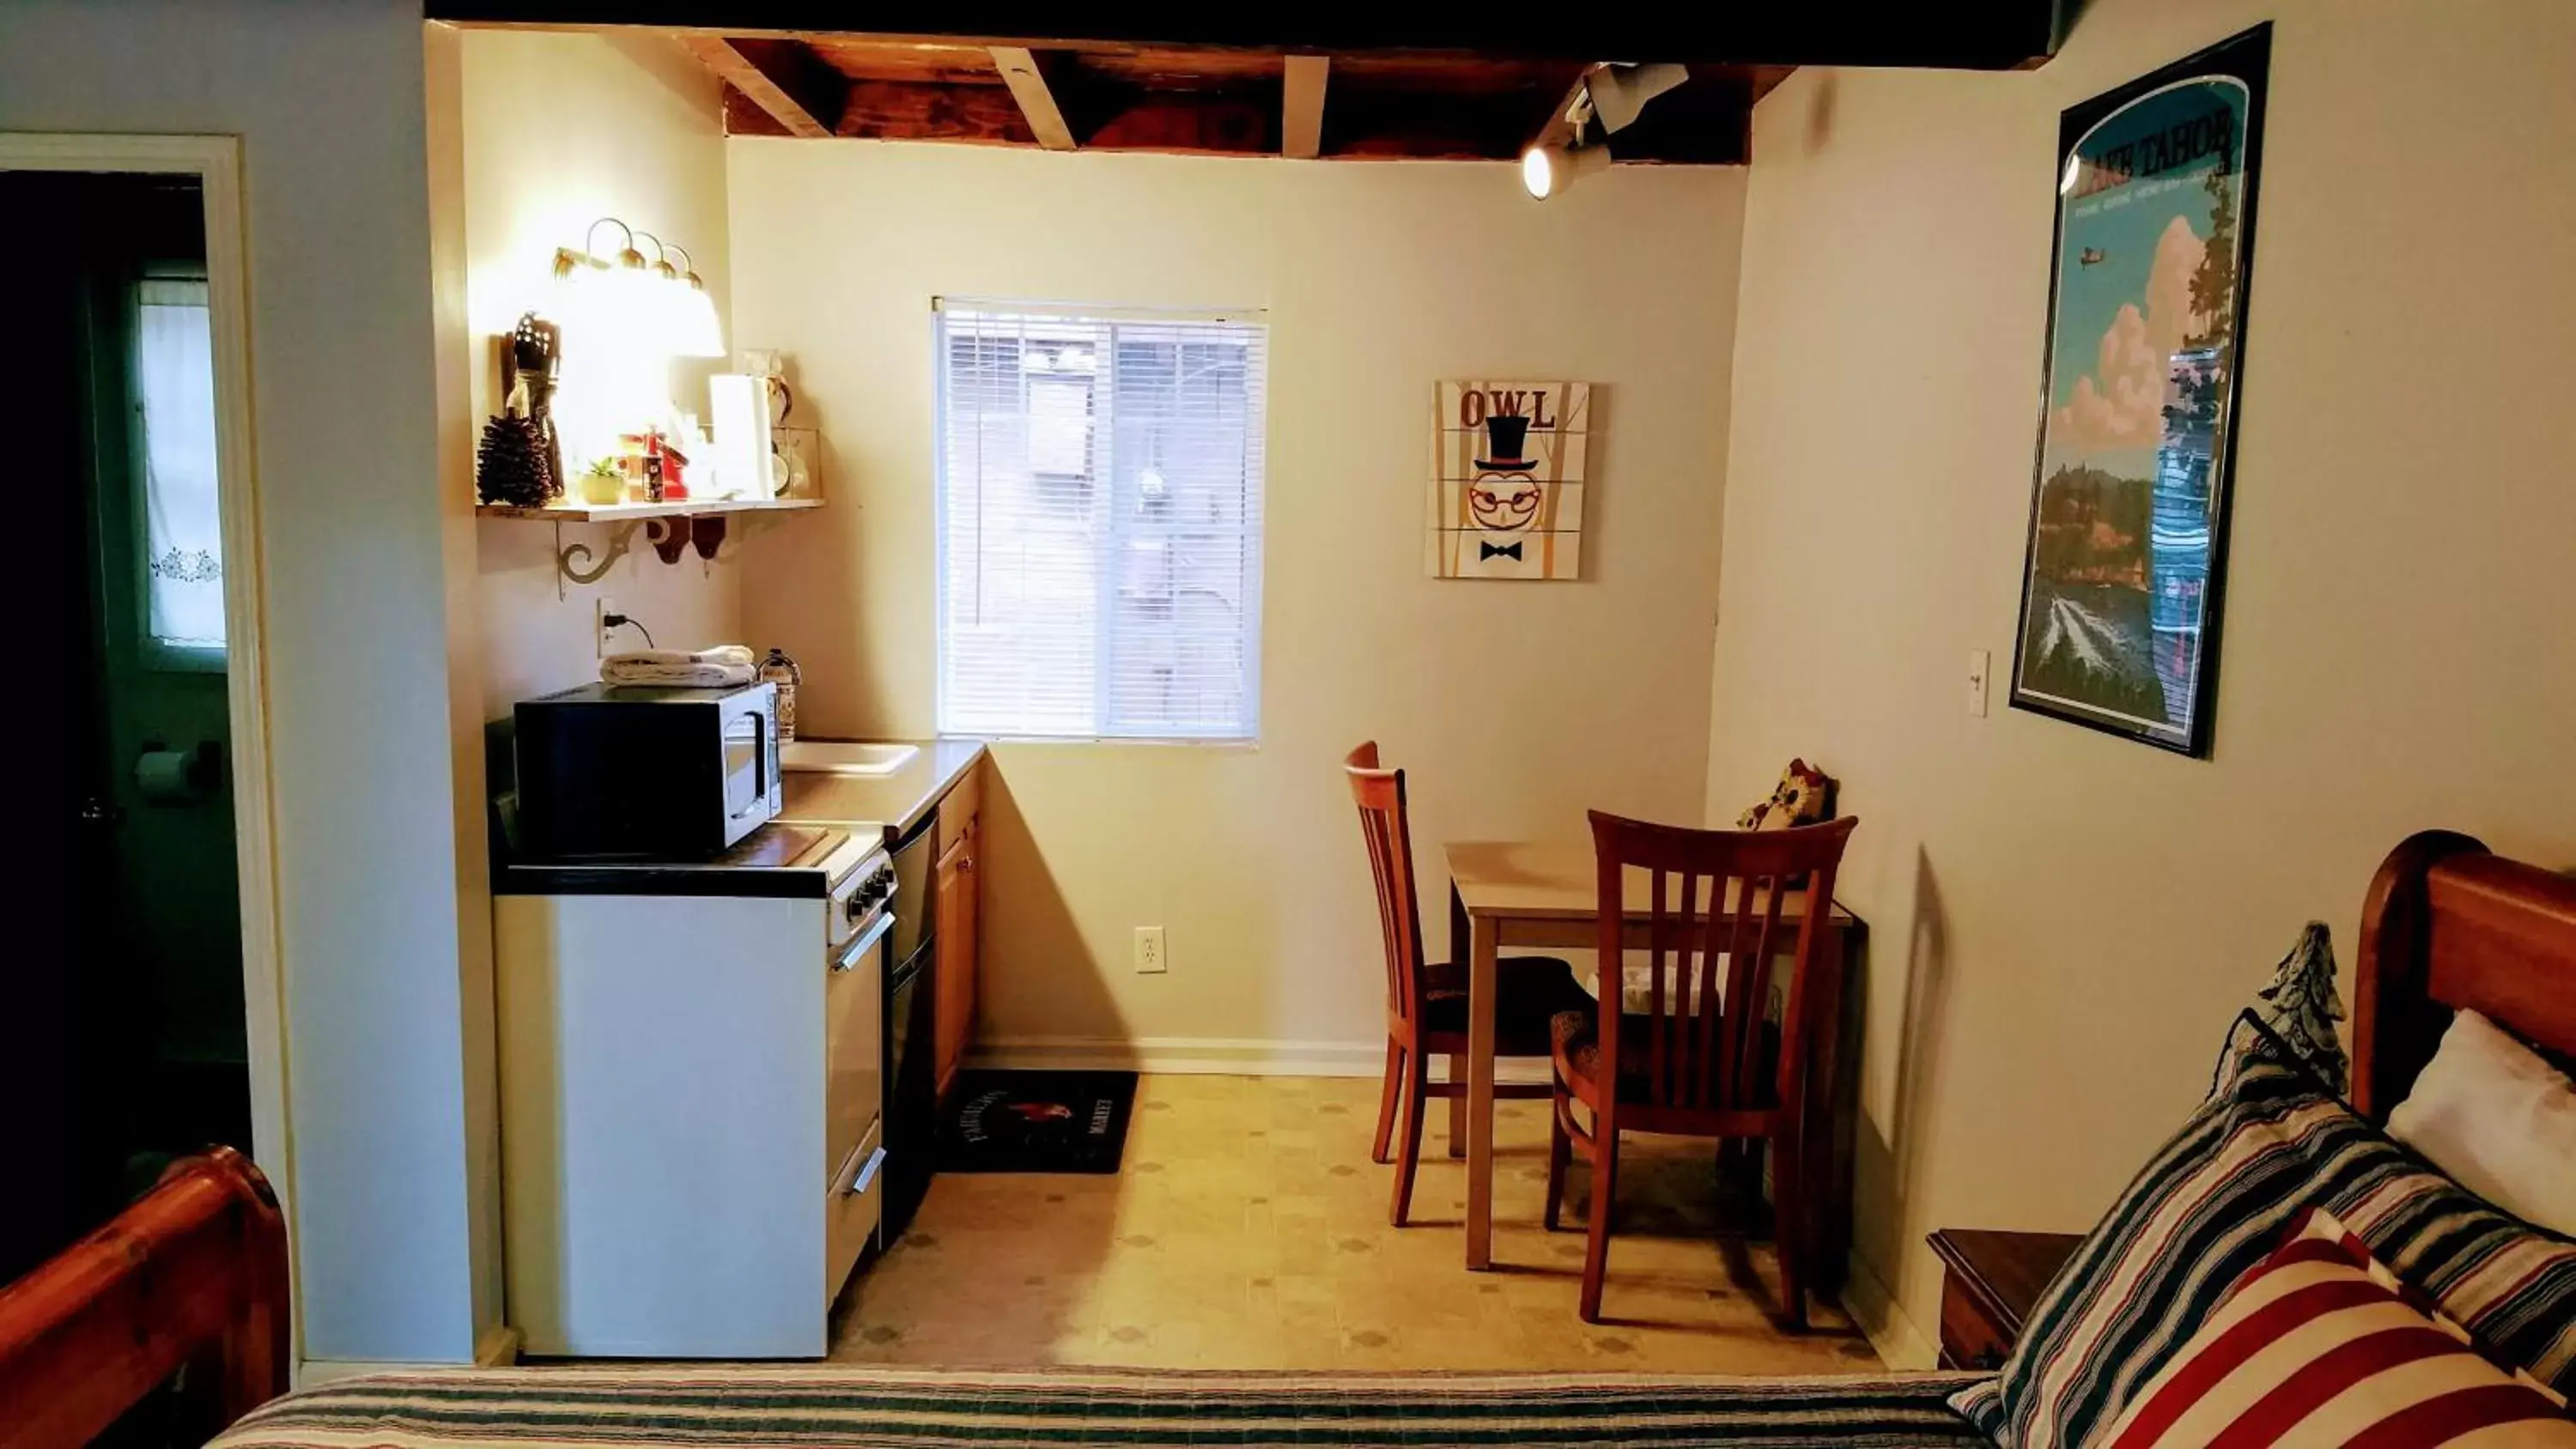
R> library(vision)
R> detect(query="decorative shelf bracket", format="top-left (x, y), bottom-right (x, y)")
top-left (552, 518), bottom-right (675, 597)
top-left (488, 498), bottom-right (823, 597)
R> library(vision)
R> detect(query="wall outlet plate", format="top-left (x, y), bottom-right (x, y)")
top-left (596, 596), bottom-right (620, 659)
top-left (1134, 925), bottom-right (1167, 974)
top-left (1967, 648), bottom-right (1991, 718)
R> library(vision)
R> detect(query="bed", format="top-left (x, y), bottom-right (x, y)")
top-left (2, 829), bottom-right (2567, 1449)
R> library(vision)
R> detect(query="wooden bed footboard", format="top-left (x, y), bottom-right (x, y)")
top-left (0, 1147), bottom-right (289, 1449)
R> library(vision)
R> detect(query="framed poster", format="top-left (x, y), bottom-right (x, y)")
top-left (2009, 24), bottom-right (2269, 755)
top-left (1427, 380), bottom-right (1590, 580)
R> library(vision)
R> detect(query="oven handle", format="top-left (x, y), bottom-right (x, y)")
top-left (833, 909), bottom-right (896, 973)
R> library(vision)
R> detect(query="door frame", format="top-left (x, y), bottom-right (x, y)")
top-left (0, 133), bottom-right (293, 1302)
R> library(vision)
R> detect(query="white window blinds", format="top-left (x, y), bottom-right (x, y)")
top-left (936, 302), bottom-right (1267, 740)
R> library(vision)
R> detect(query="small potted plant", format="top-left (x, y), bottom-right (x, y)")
top-left (578, 456), bottom-right (628, 506)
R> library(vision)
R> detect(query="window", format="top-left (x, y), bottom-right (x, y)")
top-left (131, 273), bottom-right (226, 667)
top-left (935, 301), bottom-right (1267, 740)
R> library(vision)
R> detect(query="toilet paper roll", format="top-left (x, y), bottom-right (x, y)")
top-left (135, 749), bottom-right (203, 804)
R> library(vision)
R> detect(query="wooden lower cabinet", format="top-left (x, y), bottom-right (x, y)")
top-left (932, 805), bottom-right (979, 1098)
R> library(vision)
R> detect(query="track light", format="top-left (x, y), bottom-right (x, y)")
top-left (1585, 63), bottom-right (1689, 134)
top-left (1521, 141), bottom-right (1611, 200)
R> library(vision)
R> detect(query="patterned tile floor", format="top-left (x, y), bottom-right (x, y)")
top-left (830, 1074), bottom-right (1880, 1373)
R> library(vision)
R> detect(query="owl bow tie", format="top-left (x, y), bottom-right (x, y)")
top-left (1480, 541), bottom-right (1524, 561)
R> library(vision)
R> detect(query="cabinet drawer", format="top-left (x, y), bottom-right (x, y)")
top-left (826, 1119), bottom-right (885, 1306)
top-left (1940, 1276), bottom-right (2013, 1372)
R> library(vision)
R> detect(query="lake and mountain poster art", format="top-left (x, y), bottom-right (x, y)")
top-left (2011, 25), bottom-right (2269, 756)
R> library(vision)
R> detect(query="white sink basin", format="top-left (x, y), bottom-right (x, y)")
top-left (781, 741), bottom-right (920, 777)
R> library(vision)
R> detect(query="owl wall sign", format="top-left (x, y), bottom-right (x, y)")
top-left (1428, 380), bottom-right (1591, 580)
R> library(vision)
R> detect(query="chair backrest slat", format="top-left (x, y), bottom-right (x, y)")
top-left (1587, 811), bottom-right (1858, 1118)
top-left (1345, 742), bottom-right (1425, 1028)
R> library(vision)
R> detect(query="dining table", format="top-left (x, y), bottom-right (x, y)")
top-left (1440, 840), bottom-right (1865, 1271)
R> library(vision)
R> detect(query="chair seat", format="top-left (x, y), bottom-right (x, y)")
top-left (1418, 955), bottom-right (1590, 1056)
top-left (1552, 1008), bottom-right (1783, 1107)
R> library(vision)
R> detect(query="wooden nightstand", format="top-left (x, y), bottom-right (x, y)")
top-left (1927, 1228), bottom-right (2083, 1371)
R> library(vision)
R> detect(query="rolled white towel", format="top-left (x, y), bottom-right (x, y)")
top-left (600, 657), bottom-right (758, 689)
top-left (604, 645), bottom-right (756, 670)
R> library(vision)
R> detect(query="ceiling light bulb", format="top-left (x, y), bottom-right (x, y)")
top-left (1521, 142), bottom-right (1612, 200)
top-left (1587, 63), bottom-right (1689, 134)
top-left (674, 278), bottom-right (726, 359)
top-left (1522, 145), bottom-right (1556, 199)
top-left (667, 246), bottom-right (726, 359)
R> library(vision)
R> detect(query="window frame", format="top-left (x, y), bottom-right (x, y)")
top-left (931, 297), bottom-right (1269, 745)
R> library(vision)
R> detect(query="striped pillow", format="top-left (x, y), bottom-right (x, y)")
top-left (2099, 1208), bottom-right (2571, 1448)
top-left (1954, 1014), bottom-right (2576, 1449)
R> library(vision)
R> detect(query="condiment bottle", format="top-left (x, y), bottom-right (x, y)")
top-left (758, 648), bottom-right (801, 742)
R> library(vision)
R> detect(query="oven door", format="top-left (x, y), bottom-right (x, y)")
top-left (824, 900), bottom-right (892, 1186)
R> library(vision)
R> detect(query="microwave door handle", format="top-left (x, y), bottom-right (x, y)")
top-left (729, 708), bottom-right (771, 822)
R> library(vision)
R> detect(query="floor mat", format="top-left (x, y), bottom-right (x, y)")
top-left (936, 1070), bottom-right (1137, 1173)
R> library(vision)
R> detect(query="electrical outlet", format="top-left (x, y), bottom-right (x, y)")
top-left (1966, 649), bottom-right (1991, 718)
top-left (595, 596), bottom-right (620, 659)
top-left (1134, 925), bottom-right (1168, 974)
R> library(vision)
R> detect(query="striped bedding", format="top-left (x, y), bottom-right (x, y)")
top-left (211, 1366), bottom-right (1997, 1449)
top-left (1954, 1014), bottom-right (2576, 1449)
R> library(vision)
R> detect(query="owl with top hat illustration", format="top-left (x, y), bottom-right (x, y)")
top-left (1466, 411), bottom-right (1546, 568)
top-left (1430, 380), bottom-right (1589, 581)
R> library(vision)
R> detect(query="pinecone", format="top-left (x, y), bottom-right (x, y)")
top-left (476, 413), bottom-right (555, 506)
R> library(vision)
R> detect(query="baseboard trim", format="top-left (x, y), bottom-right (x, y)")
top-left (970, 1035), bottom-right (1554, 1084)
top-left (475, 1325), bottom-right (523, 1367)
top-left (297, 1358), bottom-right (465, 1388)
top-left (1840, 1249), bottom-right (1938, 1370)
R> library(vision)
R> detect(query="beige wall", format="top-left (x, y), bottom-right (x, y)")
top-left (1, 0), bottom-right (477, 1363)
top-left (433, 27), bottom-right (741, 1355)
top-left (1710, 0), bottom-right (2576, 1363)
top-left (458, 30), bottom-right (742, 710)
top-left (727, 142), bottom-right (1741, 1059)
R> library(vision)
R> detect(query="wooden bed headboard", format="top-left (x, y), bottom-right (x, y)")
top-left (0, 1147), bottom-right (287, 1449)
top-left (2352, 829), bottom-right (2576, 1120)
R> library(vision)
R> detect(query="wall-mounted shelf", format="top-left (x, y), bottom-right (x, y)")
top-left (475, 496), bottom-right (823, 524)
top-left (477, 496), bottom-right (825, 594)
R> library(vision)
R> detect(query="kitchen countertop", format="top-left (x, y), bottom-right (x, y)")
top-left (780, 738), bottom-right (987, 840)
top-left (493, 822), bottom-right (873, 899)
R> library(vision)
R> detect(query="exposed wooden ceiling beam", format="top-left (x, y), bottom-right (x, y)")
top-left (428, 6), bottom-right (2061, 70)
top-left (1281, 55), bottom-right (1327, 159)
top-left (678, 35), bottom-right (847, 136)
top-left (989, 46), bottom-right (1078, 151)
top-left (830, 77), bottom-right (1037, 146)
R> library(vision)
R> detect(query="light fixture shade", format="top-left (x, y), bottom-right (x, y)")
top-left (672, 281), bottom-right (726, 359)
top-left (1522, 142), bottom-right (1613, 200)
top-left (1588, 63), bottom-right (1689, 134)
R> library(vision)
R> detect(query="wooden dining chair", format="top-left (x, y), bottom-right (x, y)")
top-left (1545, 809), bottom-right (1857, 1326)
top-left (1345, 743), bottom-right (1594, 1227)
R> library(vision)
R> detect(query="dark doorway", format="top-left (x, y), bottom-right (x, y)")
top-left (1, 172), bottom-right (248, 1282)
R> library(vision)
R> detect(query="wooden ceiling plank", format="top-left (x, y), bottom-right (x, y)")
top-left (1281, 55), bottom-right (1327, 158)
top-left (837, 76), bottom-right (1036, 146)
top-left (679, 34), bottom-right (846, 137)
top-left (431, 8), bottom-right (2061, 69)
top-left (988, 45), bottom-right (1078, 150)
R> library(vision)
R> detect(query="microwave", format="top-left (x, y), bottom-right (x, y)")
top-left (513, 681), bottom-right (781, 860)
